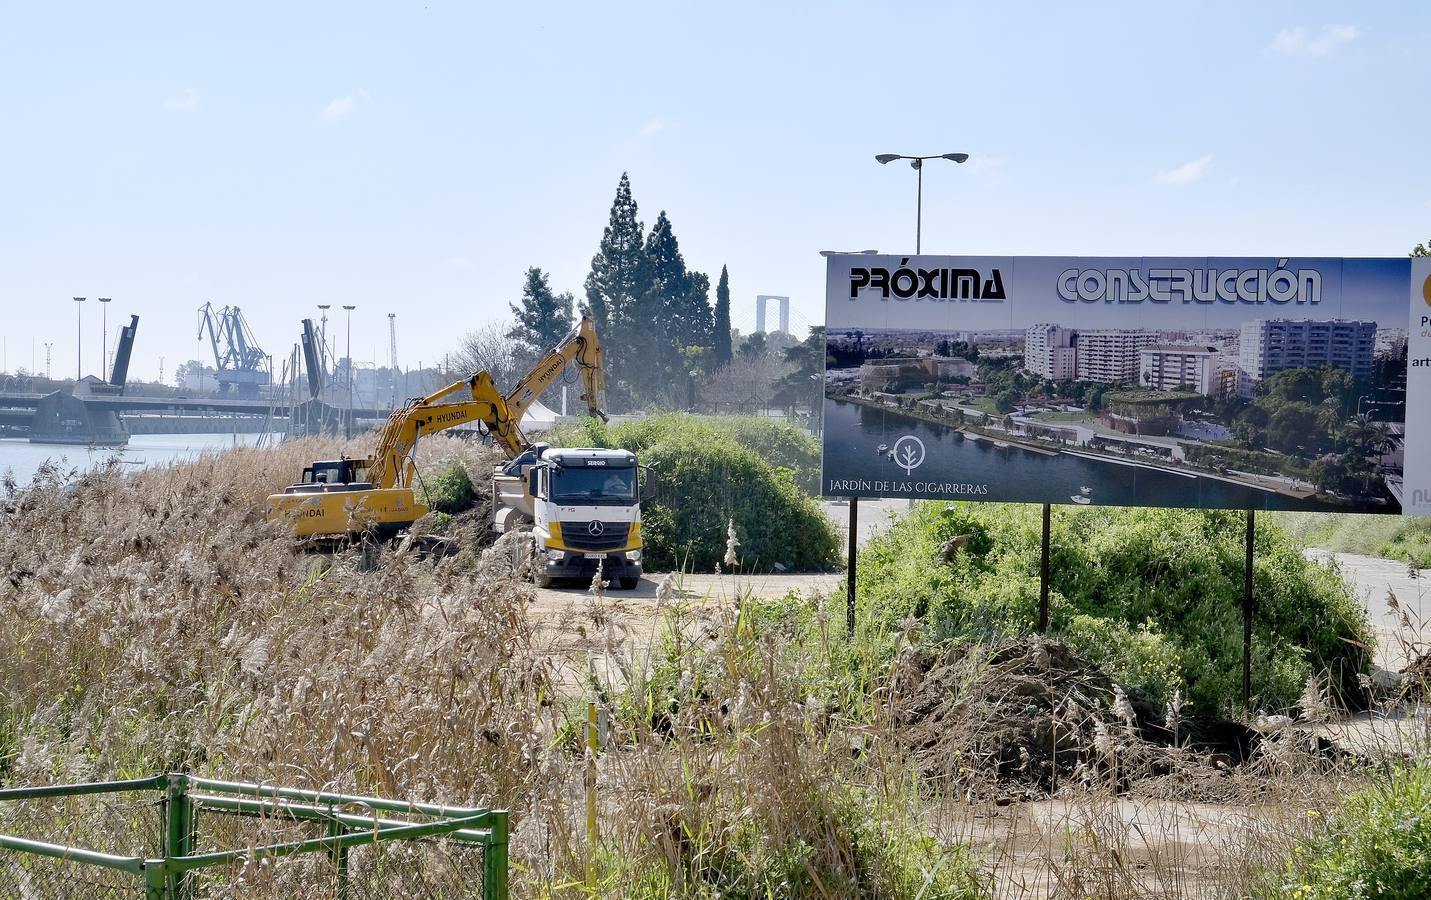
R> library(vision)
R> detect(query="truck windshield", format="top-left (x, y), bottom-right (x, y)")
top-left (550, 465), bottom-right (636, 504)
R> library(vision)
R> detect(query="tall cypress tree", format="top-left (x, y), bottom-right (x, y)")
top-left (683, 270), bottom-right (713, 349)
top-left (713, 265), bottom-right (733, 365)
top-left (583, 173), bottom-right (651, 403)
top-left (508, 267), bottom-right (575, 354)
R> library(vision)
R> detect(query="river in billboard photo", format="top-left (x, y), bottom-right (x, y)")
top-left (822, 255), bottom-right (1425, 515)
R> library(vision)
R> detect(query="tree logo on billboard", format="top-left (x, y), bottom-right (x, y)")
top-left (893, 435), bottom-right (926, 475)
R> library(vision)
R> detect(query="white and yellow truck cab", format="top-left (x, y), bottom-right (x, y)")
top-left (492, 446), bottom-right (643, 589)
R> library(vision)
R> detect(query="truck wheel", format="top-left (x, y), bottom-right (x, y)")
top-left (618, 576), bottom-right (640, 590)
top-left (534, 572), bottom-right (553, 589)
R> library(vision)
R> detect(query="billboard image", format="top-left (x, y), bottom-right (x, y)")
top-left (822, 255), bottom-right (1430, 515)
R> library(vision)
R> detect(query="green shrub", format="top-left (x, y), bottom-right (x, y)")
top-left (638, 436), bottom-right (837, 571)
top-left (1264, 766), bottom-right (1431, 899)
top-left (554, 413), bottom-right (822, 495)
top-left (420, 462), bottom-right (475, 514)
top-left (856, 503), bottom-right (1371, 715)
top-left (554, 415), bottom-right (837, 571)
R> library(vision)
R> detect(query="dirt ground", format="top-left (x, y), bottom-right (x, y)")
top-left (514, 513), bottom-right (1429, 898)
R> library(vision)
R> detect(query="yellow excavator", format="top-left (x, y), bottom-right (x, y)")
top-left (267, 315), bottom-right (612, 523)
top-left (267, 315), bottom-right (645, 586)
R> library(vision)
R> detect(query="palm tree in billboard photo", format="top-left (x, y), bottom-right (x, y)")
top-left (1339, 414), bottom-right (1395, 496)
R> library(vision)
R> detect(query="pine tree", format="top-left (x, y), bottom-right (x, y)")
top-left (644, 210), bottom-right (713, 360)
top-left (713, 265), bottom-right (733, 365)
top-left (583, 173), bottom-right (652, 404)
top-left (508, 267), bottom-right (575, 355)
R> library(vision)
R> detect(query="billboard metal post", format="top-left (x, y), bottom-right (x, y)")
top-left (1038, 503), bottom-right (1051, 634)
top-left (1243, 509), bottom-right (1255, 709)
top-left (846, 497), bottom-right (858, 639)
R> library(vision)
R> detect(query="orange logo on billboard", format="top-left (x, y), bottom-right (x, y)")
top-left (1424, 272), bottom-right (1431, 307)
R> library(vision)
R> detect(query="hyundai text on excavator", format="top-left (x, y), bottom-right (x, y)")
top-left (265, 315), bottom-right (644, 588)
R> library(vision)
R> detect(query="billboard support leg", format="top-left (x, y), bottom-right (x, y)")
top-left (1243, 509), bottom-right (1255, 710)
top-left (1038, 503), bottom-right (1051, 634)
top-left (846, 496), bottom-right (858, 640)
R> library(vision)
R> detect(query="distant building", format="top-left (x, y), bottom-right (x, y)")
top-left (1139, 345), bottom-right (1218, 395)
top-left (1237, 319), bottom-right (1377, 397)
top-left (1024, 324), bottom-right (1077, 381)
top-left (1076, 330), bottom-right (1157, 385)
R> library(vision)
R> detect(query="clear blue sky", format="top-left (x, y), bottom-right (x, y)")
top-left (2, 1), bottom-right (1428, 382)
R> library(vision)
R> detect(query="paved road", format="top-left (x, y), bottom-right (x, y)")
top-left (1306, 549), bottom-right (1429, 669)
top-left (819, 496), bottom-right (911, 547)
top-left (531, 496), bottom-right (910, 610)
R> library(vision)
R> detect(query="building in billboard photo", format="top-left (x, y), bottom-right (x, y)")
top-left (1140, 345), bottom-right (1219, 394)
top-left (1235, 318), bottom-right (1377, 396)
top-left (822, 255), bottom-right (1423, 514)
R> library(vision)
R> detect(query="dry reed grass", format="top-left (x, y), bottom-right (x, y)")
top-left (2, 439), bottom-right (1428, 897)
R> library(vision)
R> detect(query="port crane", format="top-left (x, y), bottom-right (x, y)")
top-left (197, 303), bottom-right (271, 399)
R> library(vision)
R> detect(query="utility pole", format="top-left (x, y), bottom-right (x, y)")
top-left (317, 304), bottom-right (331, 400)
top-left (98, 297), bottom-right (111, 380)
top-left (44, 343), bottom-right (53, 380)
top-left (388, 312), bottom-right (399, 407)
top-left (343, 304), bottom-right (356, 437)
top-left (73, 297), bottom-right (85, 381)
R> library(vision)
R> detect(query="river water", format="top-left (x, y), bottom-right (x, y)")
top-left (0, 433), bottom-right (272, 486)
top-left (821, 398), bottom-right (1339, 511)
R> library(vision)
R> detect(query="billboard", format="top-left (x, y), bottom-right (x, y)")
top-left (822, 254), bottom-right (1430, 515)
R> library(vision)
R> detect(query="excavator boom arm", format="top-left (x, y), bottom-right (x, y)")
top-left (362, 315), bottom-right (608, 491)
top-left (504, 316), bottom-right (607, 424)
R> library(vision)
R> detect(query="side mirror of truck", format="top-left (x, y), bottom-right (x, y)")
top-left (527, 468), bottom-right (539, 497)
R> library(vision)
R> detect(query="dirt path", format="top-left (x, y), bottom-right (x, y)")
top-left (527, 498), bottom-right (910, 686)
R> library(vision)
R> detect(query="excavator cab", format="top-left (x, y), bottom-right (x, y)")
top-left (286, 458), bottom-right (373, 492)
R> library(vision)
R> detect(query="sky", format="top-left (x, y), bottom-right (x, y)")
top-left (2, 1), bottom-right (1429, 383)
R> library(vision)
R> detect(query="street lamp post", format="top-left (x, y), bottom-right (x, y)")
top-left (874, 152), bottom-right (969, 253)
top-left (874, 155), bottom-right (972, 518)
top-left (343, 304), bottom-right (356, 437)
top-left (98, 297), bottom-right (111, 380)
top-left (73, 297), bottom-right (85, 381)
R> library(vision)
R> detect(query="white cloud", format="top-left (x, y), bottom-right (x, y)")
top-left (320, 89), bottom-right (370, 124)
top-left (1155, 154), bottom-right (1213, 186)
top-left (965, 156), bottom-right (1004, 176)
top-left (1271, 24), bottom-right (1359, 58)
top-left (638, 118), bottom-right (665, 138)
top-left (164, 88), bottom-right (201, 112)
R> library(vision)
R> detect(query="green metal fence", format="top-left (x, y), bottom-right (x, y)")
top-left (0, 772), bottom-right (508, 899)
